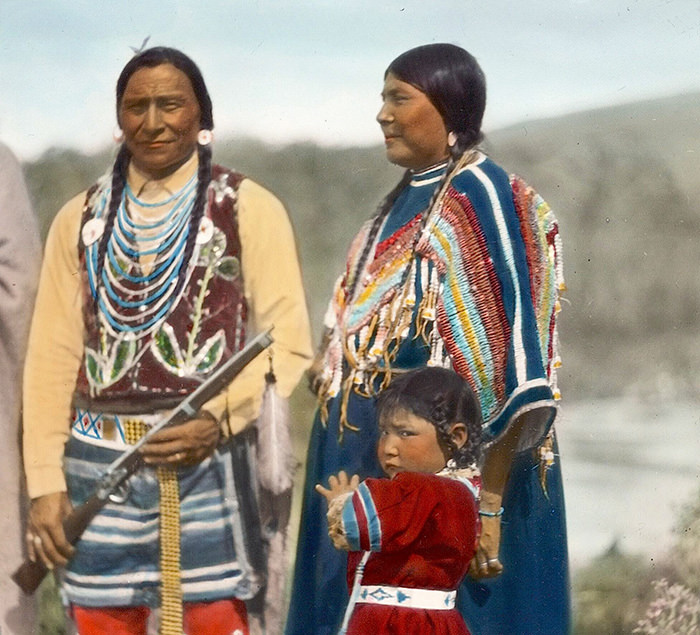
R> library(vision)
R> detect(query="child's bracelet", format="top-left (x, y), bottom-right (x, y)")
top-left (479, 507), bottom-right (504, 518)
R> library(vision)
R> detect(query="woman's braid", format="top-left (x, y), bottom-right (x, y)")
top-left (345, 169), bottom-right (412, 302)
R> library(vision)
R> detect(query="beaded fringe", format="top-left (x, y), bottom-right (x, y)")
top-left (316, 155), bottom-right (469, 435)
top-left (318, 156), bottom-right (566, 455)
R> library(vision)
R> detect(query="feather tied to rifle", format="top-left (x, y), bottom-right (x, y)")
top-left (256, 354), bottom-right (296, 494)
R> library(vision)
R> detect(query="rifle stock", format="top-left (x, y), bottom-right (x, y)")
top-left (12, 493), bottom-right (105, 595)
top-left (12, 329), bottom-right (273, 595)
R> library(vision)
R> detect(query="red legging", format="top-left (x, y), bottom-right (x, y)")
top-left (72, 599), bottom-right (249, 635)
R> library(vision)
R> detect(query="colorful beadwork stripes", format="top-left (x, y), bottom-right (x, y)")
top-left (318, 152), bottom-right (564, 440)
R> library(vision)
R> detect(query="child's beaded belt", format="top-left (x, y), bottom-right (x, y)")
top-left (357, 585), bottom-right (456, 610)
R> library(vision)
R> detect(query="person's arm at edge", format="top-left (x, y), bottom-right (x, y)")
top-left (470, 410), bottom-right (545, 578)
top-left (23, 194), bottom-right (85, 566)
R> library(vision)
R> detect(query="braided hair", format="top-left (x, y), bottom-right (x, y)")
top-left (387, 43), bottom-right (486, 157)
top-left (346, 44), bottom-right (487, 302)
top-left (344, 170), bottom-right (412, 301)
top-left (376, 367), bottom-right (482, 468)
top-left (94, 47), bottom-right (214, 312)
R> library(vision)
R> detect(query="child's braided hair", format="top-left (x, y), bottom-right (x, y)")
top-left (376, 366), bottom-right (482, 468)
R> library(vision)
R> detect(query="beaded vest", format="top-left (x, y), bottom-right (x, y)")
top-left (73, 165), bottom-right (247, 413)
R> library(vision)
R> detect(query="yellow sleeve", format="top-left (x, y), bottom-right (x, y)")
top-left (205, 178), bottom-right (313, 433)
top-left (23, 194), bottom-right (86, 498)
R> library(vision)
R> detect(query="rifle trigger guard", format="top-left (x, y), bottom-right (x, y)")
top-left (96, 466), bottom-right (130, 501)
top-left (108, 481), bottom-right (131, 504)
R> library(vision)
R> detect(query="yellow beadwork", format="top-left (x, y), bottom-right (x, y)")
top-left (125, 419), bottom-right (183, 635)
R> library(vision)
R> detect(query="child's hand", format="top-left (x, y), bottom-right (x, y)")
top-left (315, 470), bottom-right (360, 503)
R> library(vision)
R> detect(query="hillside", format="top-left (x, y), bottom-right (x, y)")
top-left (22, 92), bottom-right (700, 401)
top-left (486, 93), bottom-right (700, 400)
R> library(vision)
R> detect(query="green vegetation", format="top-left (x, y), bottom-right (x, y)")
top-left (25, 93), bottom-right (700, 403)
top-left (23, 92), bottom-right (700, 633)
top-left (573, 543), bottom-right (652, 634)
top-left (573, 486), bottom-right (700, 634)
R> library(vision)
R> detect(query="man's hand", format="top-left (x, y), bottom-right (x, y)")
top-left (141, 411), bottom-right (220, 467)
top-left (27, 492), bottom-right (74, 569)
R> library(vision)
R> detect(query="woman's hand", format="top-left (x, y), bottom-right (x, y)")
top-left (469, 413), bottom-right (534, 579)
top-left (141, 411), bottom-right (220, 467)
top-left (469, 490), bottom-right (504, 579)
top-left (27, 492), bottom-right (74, 569)
top-left (315, 470), bottom-right (360, 503)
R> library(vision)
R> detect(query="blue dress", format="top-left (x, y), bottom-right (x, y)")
top-left (286, 157), bottom-right (570, 635)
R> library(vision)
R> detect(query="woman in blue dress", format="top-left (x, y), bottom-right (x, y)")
top-left (286, 43), bottom-right (569, 635)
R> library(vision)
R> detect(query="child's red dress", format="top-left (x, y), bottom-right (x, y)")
top-left (332, 470), bottom-right (480, 635)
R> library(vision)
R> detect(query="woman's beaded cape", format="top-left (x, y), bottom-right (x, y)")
top-left (315, 152), bottom-right (565, 442)
top-left (74, 164), bottom-right (248, 413)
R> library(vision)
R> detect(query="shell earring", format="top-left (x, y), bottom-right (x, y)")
top-left (197, 129), bottom-right (213, 146)
top-left (113, 126), bottom-right (124, 143)
top-left (447, 131), bottom-right (458, 148)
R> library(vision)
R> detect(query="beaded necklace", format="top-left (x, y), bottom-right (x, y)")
top-left (85, 175), bottom-right (199, 341)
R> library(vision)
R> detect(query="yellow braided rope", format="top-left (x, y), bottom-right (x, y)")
top-left (125, 420), bottom-right (183, 635)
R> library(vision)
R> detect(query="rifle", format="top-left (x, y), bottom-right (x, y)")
top-left (12, 328), bottom-right (274, 595)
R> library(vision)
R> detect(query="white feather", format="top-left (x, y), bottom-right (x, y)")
top-left (256, 373), bottom-right (295, 494)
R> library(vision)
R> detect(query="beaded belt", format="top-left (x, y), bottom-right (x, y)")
top-left (358, 585), bottom-right (456, 610)
top-left (71, 409), bottom-right (182, 635)
top-left (71, 409), bottom-right (161, 449)
top-left (124, 420), bottom-right (182, 635)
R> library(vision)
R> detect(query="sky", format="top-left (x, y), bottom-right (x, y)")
top-left (1, 0), bottom-right (699, 161)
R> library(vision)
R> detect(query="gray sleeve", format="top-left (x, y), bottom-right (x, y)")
top-left (0, 142), bottom-right (41, 409)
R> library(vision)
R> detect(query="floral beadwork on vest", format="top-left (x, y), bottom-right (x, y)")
top-left (74, 165), bottom-right (248, 412)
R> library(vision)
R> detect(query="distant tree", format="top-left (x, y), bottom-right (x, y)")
top-left (24, 147), bottom-right (112, 240)
top-left (573, 542), bottom-right (652, 634)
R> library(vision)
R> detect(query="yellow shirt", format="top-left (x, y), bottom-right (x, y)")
top-left (23, 154), bottom-right (312, 498)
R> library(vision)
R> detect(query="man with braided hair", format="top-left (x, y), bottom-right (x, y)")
top-left (23, 47), bottom-right (312, 635)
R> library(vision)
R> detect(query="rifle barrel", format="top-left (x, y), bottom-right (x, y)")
top-left (12, 329), bottom-right (273, 595)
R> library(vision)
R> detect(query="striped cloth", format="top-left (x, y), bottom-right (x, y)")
top-left (417, 155), bottom-right (564, 443)
top-left (62, 414), bottom-right (261, 608)
top-left (317, 153), bottom-right (564, 447)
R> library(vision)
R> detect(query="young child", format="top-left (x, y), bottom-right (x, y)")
top-left (316, 367), bottom-right (483, 635)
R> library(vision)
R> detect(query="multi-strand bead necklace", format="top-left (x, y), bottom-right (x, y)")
top-left (85, 173), bottom-right (199, 341)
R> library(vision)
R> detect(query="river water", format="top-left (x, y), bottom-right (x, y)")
top-left (556, 397), bottom-right (700, 569)
top-left (290, 396), bottom-right (699, 573)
